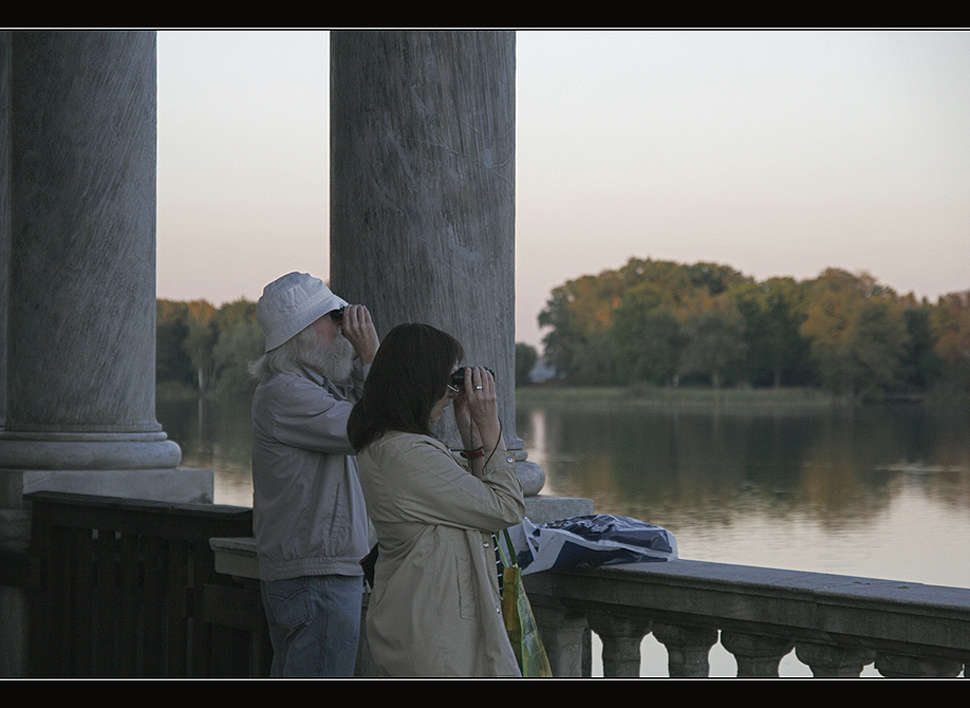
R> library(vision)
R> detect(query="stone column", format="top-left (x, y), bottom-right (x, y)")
top-left (0, 30), bottom-right (209, 502)
top-left (0, 32), bottom-right (8, 433)
top-left (0, 28), bottom-right (212, 678)
top-left (0, 28), bottom-right (216, 536)
top-left (0, 30), bottom-right (18, 680)
top-left (329, 30), bottom-right (543, 493)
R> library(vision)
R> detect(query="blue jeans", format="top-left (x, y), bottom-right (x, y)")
top-left (260, 575), bottom-right (363, 677)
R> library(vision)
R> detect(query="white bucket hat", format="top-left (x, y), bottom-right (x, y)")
top-left (257, 272), bottom-right (348, 352)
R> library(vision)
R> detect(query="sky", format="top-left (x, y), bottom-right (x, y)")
top-left (155, 29), bottom-right (970, 349)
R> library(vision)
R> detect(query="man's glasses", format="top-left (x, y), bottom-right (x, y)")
top-left (328, 307), bottom-right (345, 324)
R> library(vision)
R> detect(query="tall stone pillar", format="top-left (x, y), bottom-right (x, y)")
top-left (0, 28), bottom-right (212, 677)
top-left (328, 33), bottom-right (593, 676)
top-left (1, 32), bottom-right (10, 436)
top-left (0, 30), bottom-right (209, 502)
top-left (329, 30), bottom-right (547, 495)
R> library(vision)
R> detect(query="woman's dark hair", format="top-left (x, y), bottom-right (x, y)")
top-left (347, 323), bottom-right (464, 451)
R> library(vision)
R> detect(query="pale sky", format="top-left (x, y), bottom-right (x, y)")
top-left (156, 29), bottom-right (970, 349)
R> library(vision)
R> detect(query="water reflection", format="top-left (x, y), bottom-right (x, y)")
top-left (515, 401), bottom-right (970, 588)
top-left (159, 396), bottom-right (256, 507)
top-left (157, 397), bottom-right (970, 589)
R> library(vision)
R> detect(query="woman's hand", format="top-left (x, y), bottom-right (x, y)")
top-left (463, 367), bottom-right (499, 431)
top-left (339, 304), bottom-right (380, 366)
top-left (455, 367), bottom-right (504, 477)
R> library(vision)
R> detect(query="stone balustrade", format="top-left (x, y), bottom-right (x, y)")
top-left (209, 534), bottom-right (970, 677)
top-left (522, 558), bottom-right (970, 677)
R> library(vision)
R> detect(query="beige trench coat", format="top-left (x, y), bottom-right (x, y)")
top-left (357, 431), bottom-right (526, 677)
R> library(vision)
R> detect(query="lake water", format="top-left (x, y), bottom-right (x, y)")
top-left (514, 399), bottom-right (970, 590)
top-left (156, 395), bottom-right (970, 676)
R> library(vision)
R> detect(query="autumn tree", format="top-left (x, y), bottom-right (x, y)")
top-left (897, 301), bottom-right (942, 393)
top-left (182, 300), bottom-right (220, 395)
top-left (156, 300), bottom-right (194, 391)
top-left (213, 321), bottom-right (263, 398)
top-left (732, 277), bottom-right (811, 388)
top-left (799, 269), bottom-right (909, 398)
top-left (678, 298), bottom-right (747, 388)
top-left (541, 258), bottom-right (751, 386)
top-left (515, 342), bottom-right (538, 388)
top-left (156, 298), bottom-right (263, 399)
top-left (610, 281), bottom-right (683, 385)
top-left (536, 258), bottom-right (965, 396)
top-left (931, 291), bottom-right (970, 398)
top-left (539, 271), bottom-right (626, 385)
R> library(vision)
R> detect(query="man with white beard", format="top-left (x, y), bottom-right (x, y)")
top-left (250, 272), bottom-right (380, 677)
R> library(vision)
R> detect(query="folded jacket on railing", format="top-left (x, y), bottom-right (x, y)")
top-left (506, 514), bottom-right (678, 575)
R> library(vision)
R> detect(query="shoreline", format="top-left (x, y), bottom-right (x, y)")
top-left (513, 385), bottom-right (949, 410)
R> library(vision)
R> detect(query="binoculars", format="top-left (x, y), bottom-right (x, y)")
top-left (451, 367), bottom-right (495, 388)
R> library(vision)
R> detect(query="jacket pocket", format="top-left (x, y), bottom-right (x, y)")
top-left (455, 554), bottom-right (474, 620)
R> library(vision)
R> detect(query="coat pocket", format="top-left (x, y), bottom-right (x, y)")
top-left (455, 554), bottom-right (474, 620)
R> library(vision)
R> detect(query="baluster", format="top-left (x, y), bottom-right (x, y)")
top-left (795, 642), bottom-right (874, 677)
top-left (652, 622), bottom-right (718, 677)
top-left (530, 600), bottom-right (590, 677)
top-left (720, 631), bottom-right (794, 677)
top-left (875, 653), bottom-right (964, 677)
top-left (587, 612), bottom-right (651, 677)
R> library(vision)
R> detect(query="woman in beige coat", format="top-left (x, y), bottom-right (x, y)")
top-left (348, 323), bottom-right (526, 677)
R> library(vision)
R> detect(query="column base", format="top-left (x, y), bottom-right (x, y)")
top-left (0, 431), bottom-right (183, 472)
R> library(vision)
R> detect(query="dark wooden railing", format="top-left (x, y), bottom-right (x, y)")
top-left (24, 491), bottom-right (270, 678)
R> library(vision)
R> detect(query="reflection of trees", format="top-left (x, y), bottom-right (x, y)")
top-left (157, 396), bottom-right (255, 506)
top-left (159, 395), bottom-right (970, 531)
top-left (524, 404), bottom-right (811, 521)
top-left (912, 406), bottom-right (970, 511)
top-left (800, 405), bottom-right (970, 522)
top-left (797, 420), bottom-right (895, 528)
top-left (517, 402), bottom-right (970, 532)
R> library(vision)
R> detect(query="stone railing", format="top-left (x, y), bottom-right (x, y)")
top-left (522, 558), bottom-right (970, 677)
top-left (210, 534), bottom-right (970, 678)
top-left (41, 490), bottom-right (968, 678)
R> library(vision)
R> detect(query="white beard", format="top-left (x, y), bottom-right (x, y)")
top-left (304, 334), bottom-right (355, 383)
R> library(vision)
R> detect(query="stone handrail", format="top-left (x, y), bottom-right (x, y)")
top-left (210, 534), bottom-right (970, 677)
top-left (522, 558), bottom-right (970, 677)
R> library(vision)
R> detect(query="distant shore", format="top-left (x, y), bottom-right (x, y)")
top-left (514, 385), bottom-right (911, 409)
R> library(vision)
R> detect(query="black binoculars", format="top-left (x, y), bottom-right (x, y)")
top-left (451, 367), bottom-right (495, 388)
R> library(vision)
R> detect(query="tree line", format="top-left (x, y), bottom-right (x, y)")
top-left (157, 298), bottom-right (552, 398)
top-left (157, 298), bottom-right (263, 399)
top-left (534, 257), bottom-right (970, 401)
top-left (156, 260), bottom-right (970, 402)
top-left (157, 297), bottom-right (543, 400)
